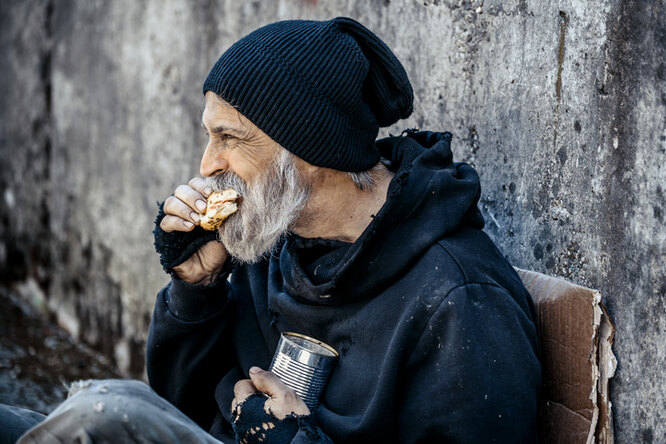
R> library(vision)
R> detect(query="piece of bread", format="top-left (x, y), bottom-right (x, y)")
top-left (199, 188), bottom-right (241, 231)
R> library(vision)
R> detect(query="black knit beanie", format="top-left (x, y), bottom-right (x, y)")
top-left (202, 17), bottom-right (413, 172)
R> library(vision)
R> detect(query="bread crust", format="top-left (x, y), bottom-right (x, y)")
top-left (199, 188), bottom-right (240, 231)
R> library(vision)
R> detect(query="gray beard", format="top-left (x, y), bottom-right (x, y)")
top-left (205, 150), bottom-right (310, 263)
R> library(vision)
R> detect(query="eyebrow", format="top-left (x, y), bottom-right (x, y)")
top-left (203, 124), bottom-right (244, 136)
top-left (209, 125), bottom-right (227, 134)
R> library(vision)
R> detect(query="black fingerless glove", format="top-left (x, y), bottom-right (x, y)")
top-left (232, 394), bottom-right (327, 444)
top-left (153, 201), bottom-right (218, 274)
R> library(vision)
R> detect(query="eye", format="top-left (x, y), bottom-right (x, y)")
top-left (217, 134), bottom-right (241, 150)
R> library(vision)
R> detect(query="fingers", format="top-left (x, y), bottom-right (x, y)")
top-left (160, 196), bottom-right (197, 232)
top-left (188, 177), bottom-right (212, 196)
top-left (159, 178), bottom-right (210, 233)
top-left (175, 184), bottom-right (208, 214)
top-left (231, 368), bottom-right (310, 422)
top-left (234, 379), bottom-right (257, 401)
top-left (232, 379), bottom-right (257, 415)
top-left (159, 214), bottom-right (192, 233)
top-left (248, 367), bottom-right (310, 419)
top-left (247, 367), bottom-right (287, 398)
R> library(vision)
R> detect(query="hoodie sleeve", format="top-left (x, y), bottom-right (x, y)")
top-left (399, 283), bottom-right (541, 443)
top-left (146, 272), bottom-right (237, 430)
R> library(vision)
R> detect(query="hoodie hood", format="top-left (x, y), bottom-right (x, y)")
top-left (274, 130), bottom-right (484, 304)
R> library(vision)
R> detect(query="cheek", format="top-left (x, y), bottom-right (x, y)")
top-left (227, 149), bottom-right (262, 182)
top-left (231, 142), bottom-right (277, 180)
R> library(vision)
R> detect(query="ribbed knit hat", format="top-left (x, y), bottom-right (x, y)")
top-left (203, 17), bottom-right (413, 172)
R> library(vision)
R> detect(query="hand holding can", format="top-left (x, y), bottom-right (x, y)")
top-left (269, 332), bottom-right (339, 410)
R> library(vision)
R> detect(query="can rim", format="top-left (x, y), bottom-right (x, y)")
top-left (282, 332), bottom-right (340, 357)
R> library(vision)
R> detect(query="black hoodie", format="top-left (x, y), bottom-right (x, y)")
top-left (147, 131), bottom-right (541, 443)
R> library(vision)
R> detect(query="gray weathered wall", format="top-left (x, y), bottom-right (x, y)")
top-left (1, 0), bottom-right (664, 441)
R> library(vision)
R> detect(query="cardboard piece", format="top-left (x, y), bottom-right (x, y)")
top-left (515, 269), bottom-right (616, 444)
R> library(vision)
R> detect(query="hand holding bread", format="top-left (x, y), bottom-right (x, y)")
top-left (160, 178), bottom-right (239, 284)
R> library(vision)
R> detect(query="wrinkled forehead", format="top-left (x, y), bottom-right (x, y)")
top-left (200, 91), bottom-right (250, 132)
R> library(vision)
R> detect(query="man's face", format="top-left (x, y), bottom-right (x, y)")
top-left (200, 91), bottom-right (281, 183)
top-left (200, 92), bottom-right (310, 263)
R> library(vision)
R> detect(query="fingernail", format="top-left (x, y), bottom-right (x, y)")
top-left (184, 221), bottom-right (193, 228)
top-left (249, 366), bottom-right (261, 374)
top-left (203, 187), bottom-right (212, 196)
top-left (190, 212), bottom-right (200, 223)
top-left (195, 200), bottom-right (207, 212)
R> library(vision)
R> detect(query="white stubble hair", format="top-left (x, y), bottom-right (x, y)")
top-left (206, 149), bottom-right (310, 263)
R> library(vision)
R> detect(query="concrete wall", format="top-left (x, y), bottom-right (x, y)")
top-left (1, 0), bottom-right (664, 440)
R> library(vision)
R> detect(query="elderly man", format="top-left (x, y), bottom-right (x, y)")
top-left (7, 17), bottom-right (540, 444)
top-left (149, 16), bottom-right (541, 443)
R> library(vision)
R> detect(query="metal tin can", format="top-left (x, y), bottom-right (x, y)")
top-left (269, 332), bottom-right (339, 410)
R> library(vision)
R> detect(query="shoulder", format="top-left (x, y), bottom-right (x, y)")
top-left (434, 228), bottom-right (527, 296)
top-left (403, 228), bottom-right (519, 288)
top-left (399, 228), bottom-right (535, 325)
top-left (406, 231), bottom-right (540, 369)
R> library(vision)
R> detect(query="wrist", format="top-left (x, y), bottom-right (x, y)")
top-left (172, 264), bottom-right (224, 285)
top-left (171, 242), bottom-right (228, 284)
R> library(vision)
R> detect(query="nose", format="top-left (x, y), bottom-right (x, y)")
top-left (200, 142), bottom-right (229, 178)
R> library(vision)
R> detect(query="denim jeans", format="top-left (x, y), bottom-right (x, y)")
top-left (1, 380), bottom-right (225, 444)
top-left (0, 404), bottom-right (45, 444)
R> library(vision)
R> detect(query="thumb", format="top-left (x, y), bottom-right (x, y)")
top-left (248, 367), bottom-right (289, 398)
top-left (248, 366), bottom-right (310, 419)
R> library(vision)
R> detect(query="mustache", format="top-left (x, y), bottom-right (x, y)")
top-left (205, 171), bottom-right (247, 195)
